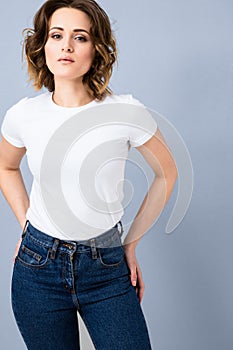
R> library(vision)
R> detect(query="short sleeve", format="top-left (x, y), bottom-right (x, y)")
top-left (126, 95), bottom-right (158, 148)
top-left (1, 98), bottom-right (27, 148)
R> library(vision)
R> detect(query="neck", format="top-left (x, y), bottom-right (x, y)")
top-left (52, 80), bottom-right (94, 108)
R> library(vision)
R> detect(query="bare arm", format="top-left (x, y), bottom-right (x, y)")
top-left (0, 136), bottom-right (29, 230)
top-left (123, 128), bottom-right (178, 249)
top-left (122, 128), bottom-right (177, 302)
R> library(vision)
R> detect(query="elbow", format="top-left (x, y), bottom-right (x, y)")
top-left (165, 164), bottom-right (178, 184)
top-left (154, 161), bottom-right (178, 183)
top-left (170, 162), bottom-right (178, 182)
top-left (152, 167), bottom-right (178, 199)
top-left (0, 165), bottom-right (20, 171)
top-left (164, 166), bottom-right (178, 196)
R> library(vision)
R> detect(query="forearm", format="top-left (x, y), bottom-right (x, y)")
top-left (123, 173), bottom-right (177, 249)
top-left (0, 169), bottom-right (29, 229)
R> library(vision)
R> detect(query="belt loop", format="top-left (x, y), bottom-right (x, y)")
top-left (117, 221), bottom-right (124, 236)
top-left (90, 238), bottom-right (97, 259)
top-left (50, 239), bottom-right (59, 260)
top-left (21, 220), bottom-right (29, 239)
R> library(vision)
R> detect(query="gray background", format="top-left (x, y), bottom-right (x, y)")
top-left (0, 0), bottom-right (232, 349)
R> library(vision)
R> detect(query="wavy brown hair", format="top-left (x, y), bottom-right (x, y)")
top-left (23, 0), bottom-right (117, 100)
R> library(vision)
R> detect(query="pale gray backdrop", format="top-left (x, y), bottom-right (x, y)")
top-left (0, 1), bottom-right (232, 349)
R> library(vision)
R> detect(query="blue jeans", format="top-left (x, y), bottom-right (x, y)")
top-left (11, 220), bottom-right (152, 349)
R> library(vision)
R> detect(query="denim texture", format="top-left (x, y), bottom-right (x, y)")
top-left (11, 221), bottom-right (152, 349)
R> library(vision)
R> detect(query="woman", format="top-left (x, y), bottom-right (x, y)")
top-left (0, 0), bottom-right (177, 349)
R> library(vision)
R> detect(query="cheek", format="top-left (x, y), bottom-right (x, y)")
top-left (83, 48), bottom-right (95, 67)
top-left (44, 41), bottom-right (59, 67)
top-left (44, 45), bottom-right (52, 65)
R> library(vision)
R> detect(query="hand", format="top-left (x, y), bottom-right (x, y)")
top-left (13, 238), bottom-right (22, 263)
top-left (123, 247), bottom-right (145, 303)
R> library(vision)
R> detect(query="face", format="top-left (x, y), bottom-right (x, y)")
top-left (44, 7), bottom-right (95, 83)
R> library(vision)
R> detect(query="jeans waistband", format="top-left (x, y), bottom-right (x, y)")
top-left (21, 220), bottom-right (124, 253)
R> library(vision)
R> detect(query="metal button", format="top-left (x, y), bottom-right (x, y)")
top-left (63, 243), bottom-right (73, 249)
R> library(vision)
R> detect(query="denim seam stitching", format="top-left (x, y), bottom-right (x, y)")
top-left (27, 232), bottom-right (52, 249)
top-left (16, 252), bottom-right (52, 269)
top-left (98, 246), bottom-right (125, 268)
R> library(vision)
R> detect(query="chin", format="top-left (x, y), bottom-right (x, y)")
top-left (55, 71), bottom-right (89, 80)
top-left (53, 74), bottom-right (84, 81)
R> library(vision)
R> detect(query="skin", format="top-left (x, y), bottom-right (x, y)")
top-left (0, 8), bottom-right (178, 304)
top-left (44, 7), bottom-right (96, 107)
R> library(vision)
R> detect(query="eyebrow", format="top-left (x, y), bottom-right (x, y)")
top-left (49, 27), bottom-right (90, 34)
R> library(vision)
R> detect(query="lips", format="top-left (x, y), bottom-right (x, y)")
top-left (58, 57), bottom-right (75, 63)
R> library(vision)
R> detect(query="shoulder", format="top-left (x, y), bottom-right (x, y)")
top-left (6, 92), bottom-right (50, 114)
top-left (6, 96), bottom-right (28, 114)
top-left (101, 93), bottom-right (145, 107)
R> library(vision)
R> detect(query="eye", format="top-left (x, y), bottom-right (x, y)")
top-left (50, 33), bottom-right (62, 40)
top-left (74, 35), bottom-right (87, 42)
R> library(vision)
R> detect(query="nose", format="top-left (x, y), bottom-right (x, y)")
top-left (62, 37), bottom-right (74, 53)
top-left (62, 45), bottom-right (74, 53)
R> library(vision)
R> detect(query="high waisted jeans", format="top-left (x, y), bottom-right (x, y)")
top-left (11, 220), bottom-right (152, 350)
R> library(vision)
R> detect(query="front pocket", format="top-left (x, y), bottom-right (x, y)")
top-left (98, 245), bottom-right (125, 268)
top-left (21, 245), bottom-right (42, 262)
top-left (17, 234), bottom-right (51, 269)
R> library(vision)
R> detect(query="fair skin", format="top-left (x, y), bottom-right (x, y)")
top-left (0, 8), bottom-right (178, 304)
top-left (44, 7), bottom-right (96, 107)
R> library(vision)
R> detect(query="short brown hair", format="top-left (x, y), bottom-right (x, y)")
top-left (23, 0), bottom-right (117, 100)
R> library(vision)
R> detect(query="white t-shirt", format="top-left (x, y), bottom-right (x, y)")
top-left (1, 92), bottom-right (157, 240)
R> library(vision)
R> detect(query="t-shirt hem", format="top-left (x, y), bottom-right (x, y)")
top-left (130, 125), bottom-right (157, 148)
top-left (1, 131), bottom-right (25, 148)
